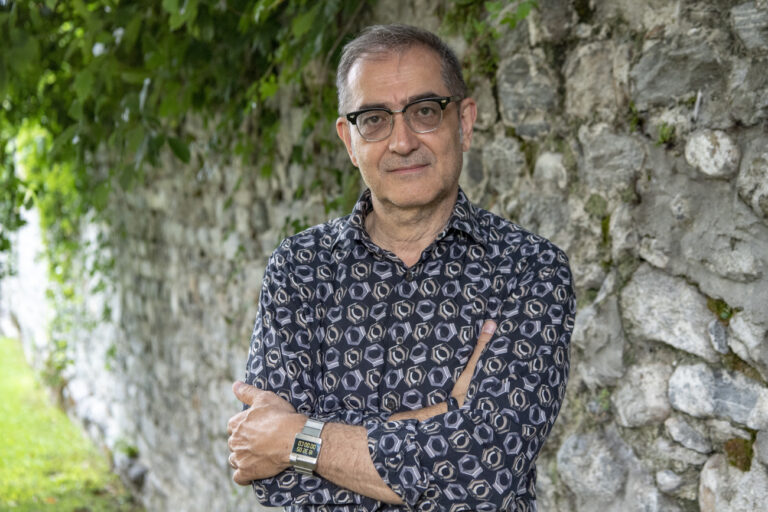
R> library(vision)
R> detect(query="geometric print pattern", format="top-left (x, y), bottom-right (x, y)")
top-left (243, 188), bottom-right (576, 511)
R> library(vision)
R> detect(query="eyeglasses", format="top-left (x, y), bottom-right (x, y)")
top-left (345, 95), bottom-right (462, 142)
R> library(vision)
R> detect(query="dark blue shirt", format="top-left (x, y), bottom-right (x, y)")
top-left (244, 189), bottom-right (575, 511)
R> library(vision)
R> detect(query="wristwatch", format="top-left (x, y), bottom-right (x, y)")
top-left (289, 418), bottom-right (325, 475)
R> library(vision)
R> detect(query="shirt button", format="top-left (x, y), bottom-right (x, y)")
top-left (405, 270), bottom-right (415, 281)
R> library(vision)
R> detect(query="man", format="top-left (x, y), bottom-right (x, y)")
top-left (227, 24), bottom-right (575, 511)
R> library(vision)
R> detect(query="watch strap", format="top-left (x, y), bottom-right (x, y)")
top-left (290, 417), bottom-right (325, 475)
top-left (302, 418), bottom-right (325, 438)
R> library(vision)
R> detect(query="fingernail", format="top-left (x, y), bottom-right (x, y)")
top-left (482, 320), bottom-right (496, 334)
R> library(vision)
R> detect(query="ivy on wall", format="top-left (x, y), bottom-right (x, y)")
top-left (0, 0), bottom-right (537, 279)
top-left (0, 0), bottom-right (372, 278)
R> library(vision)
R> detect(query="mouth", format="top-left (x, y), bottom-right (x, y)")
top-left (386, 163), bottom-right (430, 173)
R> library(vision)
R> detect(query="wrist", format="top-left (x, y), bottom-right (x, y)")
top-left (281, 413), bottom-right (309, 467)
top-left (289, 416), bottom-right (326, 475)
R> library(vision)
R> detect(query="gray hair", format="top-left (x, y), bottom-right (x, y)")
top-left (336, 24), bottom-right (467, 114)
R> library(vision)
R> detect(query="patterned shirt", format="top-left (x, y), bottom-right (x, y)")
top-left (244, 188), bottom-right (575, 511)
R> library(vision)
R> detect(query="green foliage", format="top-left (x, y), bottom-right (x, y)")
top-left (1, 0), bottom-right (372, 276)
top-left (0, 337), bottom-right (142, 510)
top-left (440, 1), bottom-right (538, 85)
top-left (707, 297), bottom-right (737, 325)
top-left (656, 122), bottom-right (676, 146)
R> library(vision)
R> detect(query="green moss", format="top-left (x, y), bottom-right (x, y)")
top-left (585, 194), bottom-right (608, 218)
top-left (628, 101), bottom-right (641, 133)
top-left (601, 214), bottom-right (612, 246)
top-left (707, 297), bottom-right (735, 325)
top-left (656, 122), bottom-right (676, 146)
top-left (724, 437), bottom-right (753, 472)
top-left (519, 139), bottom-right (539, 176)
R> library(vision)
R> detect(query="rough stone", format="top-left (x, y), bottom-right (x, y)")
top-left (631, 150), bottom-right (768, 321)
top-left (473, 78), bottom-right (497, 131)
top-left (665, 416), bottom-right (713, 454)
top-left (705, 418), bottom-right (753, 444)
top-left (631, 38), bottom-right (726, 110)
top-left (596, 0), bottom-right (682, 33)
top-left (529, 0), bottom-right (575, 44)
top-left (668, 363), bottom-right (768, 429)
top-left (558, 428), bottom-right (681, 512)
top-left (564, 41), bottom-right (620, 121)
top-left (756, 430), bottom-right (768, 466)
top-left (699, 453), bottom-right (768, 512)
top-left (577, 123), bottom-right (646, 199)
top-left (497, 50), bottom-right (559, 138)
top-left (557, 431), bottom-right (628, 507)
top-left (481, 136), bottom-right (527, 199)
top-left (684, 130), bottom-right (741, 179)
top-left (736, 142), bottom-right (768, 220)
top-left (533, 152), bottom-right (568, 194)
top-left (728, 311), bottom-right (768, 381)
top-left (621, 264), bottom-right (720, 362)
top-left (708, 319), bottom-right (729, 355)
top-left (571, 274), bottom-right (625, 388)
top-left (652, 437), bottom-right (710, 467)
top-left (728, 57), bottom-right (768, 126)
top-left (612, 363), bottom-right (673, 427)
top-left (608, 203), bottom-right (639, 261)
top-left (656, 470), bottom-right (683, 493)
top-left (731, 2), bottom-right (768, 52)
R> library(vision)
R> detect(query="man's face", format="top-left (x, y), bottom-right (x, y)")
top-left (336, 45), bottom-right (477, 212)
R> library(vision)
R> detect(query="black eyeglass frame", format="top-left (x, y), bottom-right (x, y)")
top-left (345, 95), bottom-right (463, 141)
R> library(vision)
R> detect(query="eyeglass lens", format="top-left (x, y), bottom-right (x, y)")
top-left (357, 100), bottom-right (443, 141)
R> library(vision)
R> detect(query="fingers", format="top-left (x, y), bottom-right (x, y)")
top-left (476, 319), bottom-right (497, 348)
top-left (232, 381), bottom-right (258, 406)
top-left (450, 319), bottom-right (498, 408)
top-left (233, 468), bottom-right (251, 486)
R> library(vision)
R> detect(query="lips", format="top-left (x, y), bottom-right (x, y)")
top-left (383, 158), bottom-right (432, 172)
top-left (388, 163), bottom-right (429, 173)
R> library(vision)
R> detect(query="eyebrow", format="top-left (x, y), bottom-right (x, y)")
top-left (356, 91), bottom-right (443, 111)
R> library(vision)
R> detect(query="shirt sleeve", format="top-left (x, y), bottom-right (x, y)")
top-left (243, 243), bottom-right (391, 510)
top-left (244, 242), bottom-right (318, 412)
top-left (365, 246), bottom-right (576, 510)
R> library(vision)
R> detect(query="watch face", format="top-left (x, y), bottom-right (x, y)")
top-left (292, 437), bottom-right (320, 459)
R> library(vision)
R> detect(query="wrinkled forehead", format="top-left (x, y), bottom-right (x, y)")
top-left (346, 43), bottom-right (442, 87)
top-left (344, 45), bottom-right (445, 104)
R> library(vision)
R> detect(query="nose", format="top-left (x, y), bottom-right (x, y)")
top-left (387, 112), bottom-right (420, 155)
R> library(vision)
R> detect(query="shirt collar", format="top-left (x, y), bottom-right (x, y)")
top-left (332, 188), bottom-right (486, 250)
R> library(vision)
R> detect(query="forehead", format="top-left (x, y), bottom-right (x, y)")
top-left (346, 46), bottom-right (447, 107)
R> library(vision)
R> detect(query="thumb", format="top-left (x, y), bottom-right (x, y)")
top-left (232, 381), bottom-right (258, 405)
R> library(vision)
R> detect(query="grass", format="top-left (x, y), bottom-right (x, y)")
top-left (0, 337), bottom-right (143, 511)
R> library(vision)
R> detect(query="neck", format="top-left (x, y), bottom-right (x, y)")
top-left (365, 189), bottom-right (458, 267)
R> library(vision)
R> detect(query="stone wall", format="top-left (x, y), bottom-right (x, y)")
top-left (2, 1), bottom-right (768, 511)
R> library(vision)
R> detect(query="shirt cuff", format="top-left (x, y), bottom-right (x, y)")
top-left (365, 418), bottom-right (431, 506)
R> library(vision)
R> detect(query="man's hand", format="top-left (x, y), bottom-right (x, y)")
top-left (451, 319), bottom-right (496, 406)
top-left (390, 319), bottom-right (496, 421)
top-left (227, 382), bottom-right (306, 485)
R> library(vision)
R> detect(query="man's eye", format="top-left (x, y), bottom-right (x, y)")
top-left (361, 113), bottom-right (386, 126)
top-left (415, 104), bottom-right (439, 117)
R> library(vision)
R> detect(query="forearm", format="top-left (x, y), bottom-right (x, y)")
top-left (316, 422), bottom-right (403, 504)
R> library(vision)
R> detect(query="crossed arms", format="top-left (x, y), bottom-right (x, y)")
top-left (227, 239), bottom-right (575, 509)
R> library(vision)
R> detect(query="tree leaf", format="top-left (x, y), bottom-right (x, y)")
top-left (291, 4), bottom-right (321, 39)
top-left (168, 136), bottom-right (190, 163)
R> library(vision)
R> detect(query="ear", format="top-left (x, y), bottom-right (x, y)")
top-left (458, 98), bottom-right (478, 152)
top-left (336, 116), bottom-right (359, 168)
